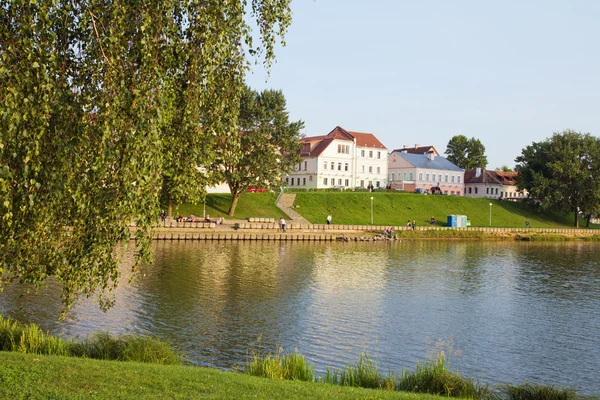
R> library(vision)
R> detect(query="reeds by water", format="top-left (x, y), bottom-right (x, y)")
top-left (0, 315), bottom-right (180, 364)
top-left (498, 382), bottom-right (577, 400)
top-left (245, 348), bottom-right (314, 381)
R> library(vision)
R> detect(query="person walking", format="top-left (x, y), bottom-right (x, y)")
top-left (412, 220), bottom-right (416, 230)
top-left (327, 214), bottom-right (332, 225)
top-left (525, 219), bottom-right (530, 228)
top-left (279, 217), bottom-right (286, 233)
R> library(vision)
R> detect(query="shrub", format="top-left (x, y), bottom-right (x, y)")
top-left (397, 354), bottom-right (490, 398)
top-left (499, 382), bottom-right (577, 400)
top-left (245, 348), bottom-right (314, 382)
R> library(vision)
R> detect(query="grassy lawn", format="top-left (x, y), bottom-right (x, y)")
top-left (292, 192), bottom-right (581, 228)
top-left (0, 352), bottom-right (448, 400)
top-left (173, 192), bottom-right (285, 220)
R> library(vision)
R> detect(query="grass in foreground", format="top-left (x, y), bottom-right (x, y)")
top-left (0, 315), bottom-right (180, 365)
top-left (0, 352), bottom-right (445, 400)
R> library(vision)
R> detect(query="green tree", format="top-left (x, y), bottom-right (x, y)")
top-left (215, 86), bottom-right (303, 216)
top-left (445, 135), bottom-right (488, 169)
top-left (515, 130), bottom-right (600, 228)
top-left (0, 0), bottom-right (292, 312)
top-left (496, 165), bottom-right (514, 172)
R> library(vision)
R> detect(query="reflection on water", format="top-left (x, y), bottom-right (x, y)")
top-left (1, 241), bottom-right (599, 394)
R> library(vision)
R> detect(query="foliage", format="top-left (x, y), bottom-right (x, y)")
top-left (0, 315), bottom-right (180, 364)
top-left (320, 354), bottom-right (395, 390)
top-left (445, 135), bottom-right (488, 169)
top-left (497, 165), bottom-right (514, 172)
top-left (245, 348), bottom-right (315, 382)
top-left (0, 0), bottom-right (293, 312)
top-left (515, 130), bottom-right (600, 227)
top-left (498, 382), bottom-right (577, 400)
top-left (215, 85), bottom-right (303, 216)
top-left (174, 192), bottom-right (285, 220)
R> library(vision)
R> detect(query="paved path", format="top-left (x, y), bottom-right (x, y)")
top-left (276, 193), bottom-right (311, 224)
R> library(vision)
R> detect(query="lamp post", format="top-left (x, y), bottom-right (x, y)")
top-left (203, 198), bottom-right (206, 219)
top-left (489, 202), bottom-right (492, 226)
top-left (370, 196), bottom-right (374, 225)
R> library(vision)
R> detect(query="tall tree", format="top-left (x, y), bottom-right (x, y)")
top-left (216, 86), bottom-right (303, 216)
top-left (515, 130), bottom-right (600, 227)
top-left (445, 135), bottom-right (488, 169)
top-left (0, 0), bottom-right (293, 312)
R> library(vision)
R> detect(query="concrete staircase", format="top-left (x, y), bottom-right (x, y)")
top-left (276, 193), bottom-right (310, 224)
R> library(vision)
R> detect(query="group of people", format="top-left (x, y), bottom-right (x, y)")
top-left (406, 220), bottom-right (416, 230)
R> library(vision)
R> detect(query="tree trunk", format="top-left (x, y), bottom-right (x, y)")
top-left (228, 193), bottom-right (240, 216)
top-left (167, 197), bottom-right (172, 217)
top-left (586, 214), bottom-right (591, 228)
top-left (574, 208), bottom-right (579, 228)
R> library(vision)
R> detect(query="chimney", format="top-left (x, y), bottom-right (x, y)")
top-left (403, 145), bottom-right (408, 149)
top-left (428, 152), bottom-right (435, 161)
top-left (476, 167), bottom-right (481, 177)
top-left (415, 144), bottom-right (420, 148)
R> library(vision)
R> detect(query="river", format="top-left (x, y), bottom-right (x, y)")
top-left (1, 240), bottom-right (599, 394)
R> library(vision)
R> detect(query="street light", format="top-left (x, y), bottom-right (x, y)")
top-left (489, 202), bottom-right (492, 226)
top-left (370, 196), bottom-right (374, 225)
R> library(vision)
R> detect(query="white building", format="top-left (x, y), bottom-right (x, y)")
top-left (388, 151), bottom-right (465, 195)
top-left (286, 126), bottom-right (388, 189)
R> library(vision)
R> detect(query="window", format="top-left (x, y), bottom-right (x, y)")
top-left (495, 188), bottom-right (498, 195)
top-left (290, 178), bottom-right (294, 186)
top-left (298, 162), bottom-right (301, 171)
top-left (337, 144), bottom-right (350, 154)
top-left (376, 181), bottom-right (380, 188)
top-left (409, 172), bottom-right (413, 180)
top-left (444, 175), bottom-right (448, 183)
top-left (338, 163), bottom-right (342, 171)
top-left (338, 178), bottom-right (342, 185)
top-left (457, 176), bottom-right (461, 184)
top-left (285, 177), bottom-right (289, 184)
top-left (369, 151), bottom-right (373, 158)
top-left (451, 191), bottom-right (455, 196)
top-left (468, 187), bottom-right (472, 194)
top-left (377, 167), bottom-right (380, 174)
top-left (360, 180), bottom-right (364, 186)
top-left (303, 177), bottom-right (306, 185)
top-left (324, 161), bottom-right (327, 170)
top-left (403, 172), bottom-right (407, 180)
top-left (324, 178), bottom-right (328, 185)
top-left (426, 173), bottom-right (430, 181)
top-left (444, 191), bottom-right (448, 194)
top-left (304, 161), bottom-right (307, 171)
top-left (361, 150), bottom-right (365, 157)
top-left (432, 174), bottom-right (436, 182)
top-left (345, 179), bottom-right (349, 186)
top-left (345, 163), bottom-right (349, 171)
top-left (391, 173), bottom-right (395, 181)
top-left (369, 166), bottom-right (373, 173)
top-left (475, 187), bottom-right (478, 194)
top-left (377, 151), bottom-right (381, 159)
top-left (419, 173), bottom-right (423, 181)
top-left (331, 162), bottom-right (334, 170)
top-left (451, 176), bottom-right (455, 183)
top-left (486, 188), bottom-right (489, 194)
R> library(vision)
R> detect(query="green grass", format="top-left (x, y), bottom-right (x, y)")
top-left (397, 355), bottom-right (490, 398)
top-left (174, 192), bottom-right (285, 220)
top-left (245, 349), bottom-right (315, 382)
top-left (0, 351), bottom-right (448, 400)
top-left (291, 192), bottom-right (583, 228)
top-left (0, 315), bottom-right (180, 365)
top-left (498, 382), bottom-right (577, 400)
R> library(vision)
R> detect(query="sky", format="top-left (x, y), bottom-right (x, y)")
top-left (246, 0), bottom-right (600, 170)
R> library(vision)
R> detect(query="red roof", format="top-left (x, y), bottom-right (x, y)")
top-left (299, 126), bottom-right (386, 157)
top-left (464, 169), bottom-right (518, 185)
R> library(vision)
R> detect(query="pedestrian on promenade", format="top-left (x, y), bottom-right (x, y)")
top-left (279, 217), bottom-right (286, 233)
top-left (526, 219), bottom-right (530, 228)
top-left (327, 214), bottom-right (332, 225)
top-left (412, 220), bottom-right (416, 230)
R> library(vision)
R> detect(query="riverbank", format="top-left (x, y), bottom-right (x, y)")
top-left (143, 221), bottom-right (600, 242)
top-left (0, 352), bottom-right (444, 400)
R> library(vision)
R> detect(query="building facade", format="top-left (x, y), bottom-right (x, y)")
top-left (387, 151), bottom-right (464, 195)
top-left (285, 126), bottom-right (388, 189)
top-left (463, 168), bottom-right (526, 199)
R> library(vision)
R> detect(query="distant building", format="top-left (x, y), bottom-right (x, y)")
top-left (463, 168), bottom-right (526, 199)
top-left (391, 144), bottom-right (440, 156)
top-left (387, 151), bottom-right (464, 195)
top-left (285, 126), bottom-right (388, 189)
